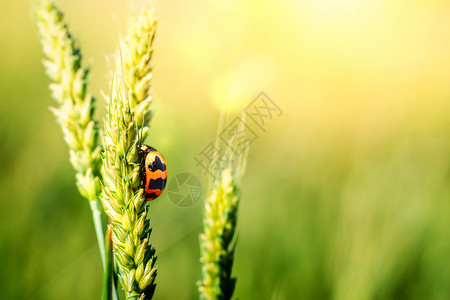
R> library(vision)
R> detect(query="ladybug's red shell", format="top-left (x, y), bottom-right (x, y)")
top-left (138, 145), bottom-right (167, 201)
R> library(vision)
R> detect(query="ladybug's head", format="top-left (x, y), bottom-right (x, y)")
top-left (138, 144), bottom-right (156, 159)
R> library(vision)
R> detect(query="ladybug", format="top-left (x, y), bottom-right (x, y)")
top-left (138, 145), bottom-right (167, 201)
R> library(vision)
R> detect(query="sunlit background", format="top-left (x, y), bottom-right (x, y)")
top-left (2, 0), bottom-right (450, 299)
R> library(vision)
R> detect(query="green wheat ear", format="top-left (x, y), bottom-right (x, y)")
top-left (35, 0), bottom-right (106, 264)
top-left (36, 1), bottom-right (101, 200)
top-left (101, 10), bottom-right (158, 298)
top-left (198, 118), bottom-right (250, 300)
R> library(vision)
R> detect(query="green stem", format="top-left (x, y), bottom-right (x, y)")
top-left (90, 200), bottom-right (106, 268)
top-left (102, 225), bottom-right (113, 300)
top-left (90, 201), bottom-right (120, 300)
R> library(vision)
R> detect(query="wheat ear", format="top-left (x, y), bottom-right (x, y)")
top-left (35, 0), bottom-right (106, 266)
top-left (198, 121), bottom-right (250, 300)
top-left (103, 8), bottom-right (158, 299)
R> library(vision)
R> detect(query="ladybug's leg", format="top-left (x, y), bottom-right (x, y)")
top-left (140, 165), bottom-right (146, 189)
top-left (139, 153), bottom-right (147, 189)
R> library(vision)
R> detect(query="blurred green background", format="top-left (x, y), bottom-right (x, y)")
top-left (2, 0), bottom-right (450, 299)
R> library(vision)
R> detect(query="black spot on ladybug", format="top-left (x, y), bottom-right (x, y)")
top-left (149, 178), bottom-right (166, 190)
top-left (153, 156), bottom-right (166, 171)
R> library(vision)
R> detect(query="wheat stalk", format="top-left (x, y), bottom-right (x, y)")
top-left (198, 119), bottom-right (249, 300)
top-left (35, 0), bottom-right (106, 266)
top-left (103, 225), bottom-right (114, 300)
